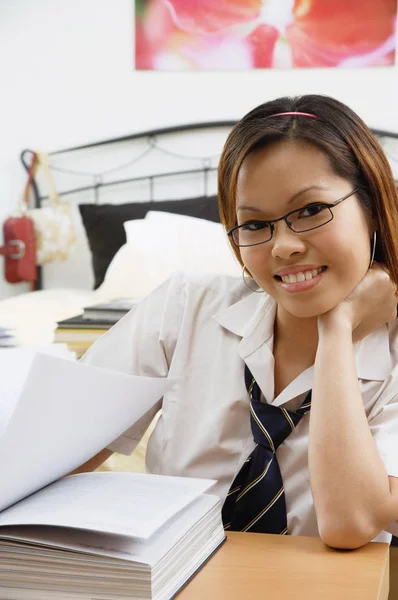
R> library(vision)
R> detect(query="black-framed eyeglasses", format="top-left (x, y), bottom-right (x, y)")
top-left (228, 188), bottom-right (359, 248)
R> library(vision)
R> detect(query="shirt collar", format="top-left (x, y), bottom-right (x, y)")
top-left (354, 324), bottom-right (392, 381)
top-left (213, 292), bottom-right (276, 402)
top-left (213, 292), bottom-right (392, 404)
top-left (213, 291), bottom-right (275, 352)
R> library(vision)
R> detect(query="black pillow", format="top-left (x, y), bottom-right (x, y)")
top-left (79, 195), bottom-right (220, 289)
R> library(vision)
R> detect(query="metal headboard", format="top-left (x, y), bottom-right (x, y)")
top-left (20, 123), bottom-right (398, 208)
top-left (20, 121), bottom-right (237, 208)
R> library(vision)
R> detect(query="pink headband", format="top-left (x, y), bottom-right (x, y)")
top-left (268, 111), bottom-right (319, 120)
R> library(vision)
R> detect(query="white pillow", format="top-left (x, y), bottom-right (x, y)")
top-left (97, 212), bottom-right (240, 299)
top-left (130, 211), bottom-right (241, 277)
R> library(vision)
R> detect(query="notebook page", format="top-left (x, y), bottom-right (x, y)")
top-left (0, 354), bottom-right (177, 512)
top-left (0, 472), bottom-right (216, 540)
top-left (0, 345), bottom-right (75, 438)
top-left (0, 494), bottom-right (221, 563)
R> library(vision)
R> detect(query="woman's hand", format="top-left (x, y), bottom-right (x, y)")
top-left (318, 264), bottom-right (398, 342)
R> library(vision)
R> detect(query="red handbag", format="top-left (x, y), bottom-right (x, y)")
top-left (0, 153), bottom-right (38, 288)
top-left (0, 215), bottom-right (37, 285)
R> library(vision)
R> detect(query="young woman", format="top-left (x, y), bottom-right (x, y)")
top-left (81, 95), bottom-right (398, 549)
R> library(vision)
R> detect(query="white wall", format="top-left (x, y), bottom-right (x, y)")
top-left (1, 0), bottom-right (398, 299)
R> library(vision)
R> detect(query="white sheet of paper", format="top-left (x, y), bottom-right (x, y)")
top-left (0, 345), bottom-right (75, 437)
top-left (0, 472), bottom-right (216, 540)
top-left (0, 353), bottom-right (177, 512)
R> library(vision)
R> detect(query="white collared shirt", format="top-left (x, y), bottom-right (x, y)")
top-left (82, 272), bottom-right (398, 543)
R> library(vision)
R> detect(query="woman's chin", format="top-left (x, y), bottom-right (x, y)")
top-left (278, 299), bottom-right (339, 320)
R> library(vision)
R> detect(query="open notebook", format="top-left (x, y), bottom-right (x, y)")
top-left (0, 354), bottom-right (225, 599)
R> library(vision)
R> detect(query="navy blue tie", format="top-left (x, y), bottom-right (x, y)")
top-left (222, 365), bottom-right (311, 534)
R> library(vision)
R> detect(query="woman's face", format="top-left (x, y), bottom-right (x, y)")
top-left (236, 139), bottom-right (374, 318)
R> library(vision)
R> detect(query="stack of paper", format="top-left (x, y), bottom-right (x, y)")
top-left (0, 473), bottom-right (224, 600)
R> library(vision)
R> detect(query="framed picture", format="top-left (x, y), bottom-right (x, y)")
top-left (135, 0), bottom-right (397, 71)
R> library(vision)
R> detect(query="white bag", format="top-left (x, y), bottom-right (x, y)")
top-left (23, 152), bottom-right (76, 265)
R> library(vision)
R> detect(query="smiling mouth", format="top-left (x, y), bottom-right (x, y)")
top-left (275, 266), bottom-right (327, 284)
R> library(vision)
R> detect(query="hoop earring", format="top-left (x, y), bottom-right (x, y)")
top-left (242, 266), bottom-right (264, 293)
top-left (369, 231), bottom-right (377, 269)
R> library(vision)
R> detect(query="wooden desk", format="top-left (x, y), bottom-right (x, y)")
top-left (179, 532), bottom-right (390, 600)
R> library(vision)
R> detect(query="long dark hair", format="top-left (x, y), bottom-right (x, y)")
top-left (218, 95), bottom-right (398, 285)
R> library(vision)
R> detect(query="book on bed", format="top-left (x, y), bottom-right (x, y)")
top-left (53, 314), bottom-right (115, 357)
top-left (0, 353), bottom-right (225, 599)
top-left (53, 300), bottom-right (138, 357)
top-left (83, 297), bottom-right (139, 322)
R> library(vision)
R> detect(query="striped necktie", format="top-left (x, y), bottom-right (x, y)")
top-left (222, 364), bottom-right (311, 535)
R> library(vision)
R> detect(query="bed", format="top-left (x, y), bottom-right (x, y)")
top-left (0, 121), bottom-right (242, 340)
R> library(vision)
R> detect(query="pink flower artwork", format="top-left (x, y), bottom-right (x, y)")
top-left (135, 0), bottom-right (397, 70)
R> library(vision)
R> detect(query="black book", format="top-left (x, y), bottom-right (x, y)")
top-left (56, 314), bottom-right (115, 330)
top-left (83, 298), bottom-right (138, 323)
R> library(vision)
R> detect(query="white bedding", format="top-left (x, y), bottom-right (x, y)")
top-left (0, 288), bottom-right (108, 347)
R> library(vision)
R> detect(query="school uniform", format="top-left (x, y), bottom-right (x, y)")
top-left (81, 271), bottom-right (398, 543)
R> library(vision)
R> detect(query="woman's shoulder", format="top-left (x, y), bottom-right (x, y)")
top-left (116, 271), bottom-right (253, 337)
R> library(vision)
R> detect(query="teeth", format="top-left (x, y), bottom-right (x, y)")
top-left (280, 267), bottom-right (323, 284)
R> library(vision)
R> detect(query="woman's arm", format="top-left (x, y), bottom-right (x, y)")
top-left (310, 315), bottom-right (396, 549)
top-left (309, 266), bottom-right (398, 549)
